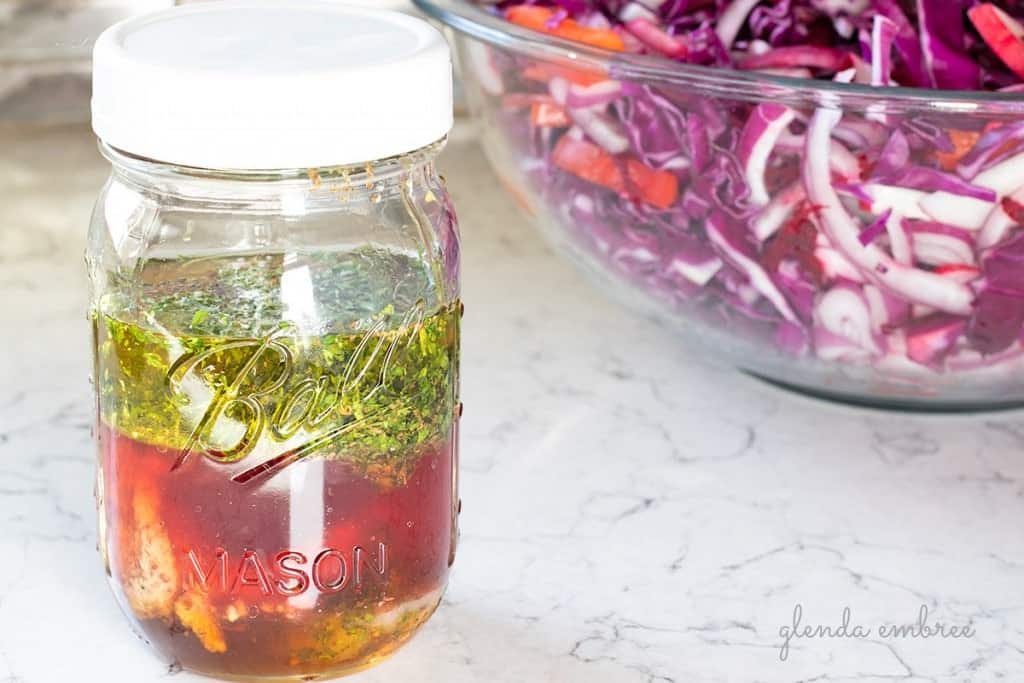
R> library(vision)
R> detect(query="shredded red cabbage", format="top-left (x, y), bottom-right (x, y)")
top-left (480, 0), bottom-right (1024, 378)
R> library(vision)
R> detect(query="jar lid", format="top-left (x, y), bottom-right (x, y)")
top-left (91, 1), bottom-right (453, 170)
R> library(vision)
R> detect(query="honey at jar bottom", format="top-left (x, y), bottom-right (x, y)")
top-left (98, 426), bottom-right (455, 680)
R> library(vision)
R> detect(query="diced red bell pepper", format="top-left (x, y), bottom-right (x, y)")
top-left (521, 63), bottom-right (607, 87)
top-left (935, 129), bottom-right (982, 171)
top-left (761, 203), bottom-right (824, 284)
top-left (934, 263), bottom-right (981, 276)
top-left (1002, 195), bottom-right (1024, 224)
top-left (552, 136), bottom-right (679, 210)
top-left (506, 6), bottom-right (626, 52)
top-left (501, 93), bottom-right (555, 111)
top-left (969, 3), bottom-right (1024, 79)
top-left (531, 101), bottom-right (571, 128)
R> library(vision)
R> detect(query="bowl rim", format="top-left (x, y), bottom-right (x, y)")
top-left (416, 0), bottom-right (1024, 113)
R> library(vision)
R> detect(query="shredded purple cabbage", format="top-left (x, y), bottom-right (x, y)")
top-left (477, 0), bottom-right (1024, 378)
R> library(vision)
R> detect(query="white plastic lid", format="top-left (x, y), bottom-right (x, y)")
top-left (91, 1), bottom-right (453, 170)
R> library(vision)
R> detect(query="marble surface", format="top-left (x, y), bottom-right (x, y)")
top-left (2, 122), bottom-right (1024, 683)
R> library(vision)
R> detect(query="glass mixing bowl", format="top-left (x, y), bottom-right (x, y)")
top-left (417, 0), bottom-right (1024, 409)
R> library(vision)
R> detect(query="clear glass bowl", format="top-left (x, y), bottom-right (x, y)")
top-left (418, 0), bottom-right (1024, 410)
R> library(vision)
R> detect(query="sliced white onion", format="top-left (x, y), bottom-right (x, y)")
top-left (979, 185), bottom-right (1024, 249)
top-left (918, 191), bottom-right (994, 231)
top-left (911, 232), bottom-right (977, 267)
top-left (803, 106), bottom-right (974, 315)
top-left (885, 211), bottom-right (913, 264)
top-left (974, 151), bottom-right (1024, 195)
top-left (815, 284), bottom-right (884, 356)
top-left (667, 256), bottom-right (723, 287)
top-left (861, 184), bottom-right (930, 220)
top-left (752, 181), bottom-right (805, 242)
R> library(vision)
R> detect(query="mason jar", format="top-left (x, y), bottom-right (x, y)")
top-left (86, 3), bottom-right (460, 679)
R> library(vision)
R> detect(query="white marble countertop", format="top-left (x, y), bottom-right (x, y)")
top-left (2, 122), bottom-right (1024, 683)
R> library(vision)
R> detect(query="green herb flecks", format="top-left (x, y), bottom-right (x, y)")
top-left (95, 249), bottom-right (459, 485)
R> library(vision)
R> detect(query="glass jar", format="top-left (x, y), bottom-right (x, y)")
top-left (86, 3), bottom-right (460, 679)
